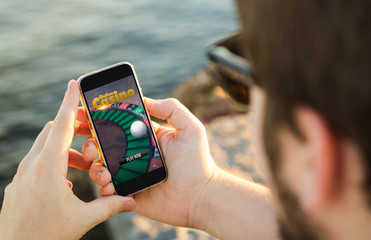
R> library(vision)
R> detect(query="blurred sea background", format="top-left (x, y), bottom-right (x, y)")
top-left (0, 0), bottom-right (237, 96)
top-left (0, 0), bottom-right (249, 239)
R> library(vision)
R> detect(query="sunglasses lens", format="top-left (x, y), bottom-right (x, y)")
top-left (206, 32), bottom-right (252, 111)
top-left (211, 63), bottom-right (250, 111)
top-left (224, 77), bottom-right (249, 105)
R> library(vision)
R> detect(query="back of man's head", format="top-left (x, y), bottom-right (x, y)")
top-left (237, 0), bottom-right (370, 238)
top-left (238, 0), bottom-right (370, 202)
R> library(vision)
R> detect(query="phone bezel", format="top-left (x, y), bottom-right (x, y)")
top-left (78, 62), bottom-right (167, 196)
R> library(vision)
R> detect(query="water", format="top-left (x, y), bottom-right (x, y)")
top-left (0, 0), bottom-right (238, 238)
top-left (0, 0), bottom-right (238, 161)
top-left (0, 0), bottom-right (238, 96)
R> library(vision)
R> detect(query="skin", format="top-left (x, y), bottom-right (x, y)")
top-left (251, 87), bottom-right (371, 239)
top-left (94, 97), bottom-right (278, 239)
top-left (88, 86), bottom-right (371, 239)
top-left (1, 81), bottom-right (370, 239)
top-left (90, 91), bottom-right (280, 239)
top-left (0, 81), bottom-right (135, 240)
top-left (274, 106), bottom-right (371, 240)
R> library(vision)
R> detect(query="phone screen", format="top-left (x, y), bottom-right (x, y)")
top-left (80, 66), bottom-right (166, 195)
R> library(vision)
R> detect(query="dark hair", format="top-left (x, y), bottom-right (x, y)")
top-left (236, 0), bottom-right (371, 204)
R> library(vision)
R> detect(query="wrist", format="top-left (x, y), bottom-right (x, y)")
top-left (188, 164), bottom-right (224, 231)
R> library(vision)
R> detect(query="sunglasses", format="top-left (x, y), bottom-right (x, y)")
top-left (206, 32), bottom-right (253, 111)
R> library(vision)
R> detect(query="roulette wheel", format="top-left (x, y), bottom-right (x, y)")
top-left (90, 102), bottom-right (162, 185)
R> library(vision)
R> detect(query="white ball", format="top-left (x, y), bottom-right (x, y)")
top-left (130, 120), bottom-right (147, 138)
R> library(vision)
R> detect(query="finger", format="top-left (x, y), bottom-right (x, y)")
top-left (74, 121), bottom-right (91, 136)
top-left (82, 137), bottom-right (98, 162)
top-left (152, 121), bottom-right (161, 132)
top-left (43, 80), bottom-right (79, 160)
top-left (150, 121), bottom-right (174, 145)
top-left (151, 121), bottom-right (173, 134)
top-left (144, 97), bottom-right (201, 131)
top-left (68, 149), bottom-right (92, 170)
top-left (77, 107), bottom-right (88, 123)
top-left (27, 121), bottom-right (53, 157)
top-left (85, 196), bottom-right (135, 228)
top-left (89, 160), bottom-right (112, 186)
top-left (97, 183), bottom-right (115, 196)
top-left (41, 80), bottom-right (80, 176)
top-left (19, 121), bottom-right (53, 172)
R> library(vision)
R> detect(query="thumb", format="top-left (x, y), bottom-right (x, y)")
top-left (85, 196), bottom-right (136, 227)
top-left (144, 97), bottom-right (201, 131)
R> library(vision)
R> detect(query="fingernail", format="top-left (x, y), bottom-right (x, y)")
top-left (124, 201), bottom-right (135, 211)
top-left (96, 171), bottom-right (102, 179)
top-left (67, 80), bottom-right (75, 90)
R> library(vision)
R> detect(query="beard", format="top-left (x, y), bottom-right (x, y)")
top-left (273, 175), bottom-right (321, 240)
top-left (263, 101), bottom-right (322, 240)
top-left (265, 133), bottom-right (322, 240)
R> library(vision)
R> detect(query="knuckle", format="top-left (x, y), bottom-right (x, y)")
top-left (44, 121), bottom-right (54, 132)
top-left (108, 200), bottom-right (118, 218)
top-left (4, 182), bottom-right (13, 194)
top-left (31, 163), bottom-right (46, 178)
top-left (15, 161), bottom-right (26, 177)
top-left (17, 160), bottom-right (25, 173)
top-left (31, 153), bottom-right (49, 175)
top-left (36, 151), bottom-right (48, 164)
top-left (52, 118), bottom-right (64, 131)
top-left (196, 121), bottom-right (206, 132)
top-left (90, 165), bottom-right (99, 181)
top-left (168, 98), bottom-right (181, 107)
top-left (86, 138), bottom-right (98, 150)
top-left (46, 121), bottom-right (54, 128)
top-left (191, 122), bottom-right (206, 138)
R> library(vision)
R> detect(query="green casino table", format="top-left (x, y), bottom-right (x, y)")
top-left (90, 102), bottom-right (161, 186)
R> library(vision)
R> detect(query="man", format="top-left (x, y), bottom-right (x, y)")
top-left (0, 0), bottom-right (370, 239)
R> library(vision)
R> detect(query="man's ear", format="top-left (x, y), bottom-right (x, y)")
top-left (293, 107), bottom-right (340, 212)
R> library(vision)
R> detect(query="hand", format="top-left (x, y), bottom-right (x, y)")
top-left (89, 98), bottom-right (216, 228)
top-left (0, 80), bottom-right (135, 240)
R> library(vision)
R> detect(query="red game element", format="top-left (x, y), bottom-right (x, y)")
top-left (148, 159), bottom-right (163, 172)
top-left (143, 118), bottom-right (149, 126)
top-left (89, 106), bottom-right (95, 112)
top-left (119, 102), bottom-right (130, 110)
top-left (67, 180), bottom-right (73, 189)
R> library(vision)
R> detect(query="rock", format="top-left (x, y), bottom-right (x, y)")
top-left (172, 67), bottom-right (244, 123)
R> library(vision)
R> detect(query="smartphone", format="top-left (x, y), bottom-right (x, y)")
top-left (78, 62), bottom-right (167, 196)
